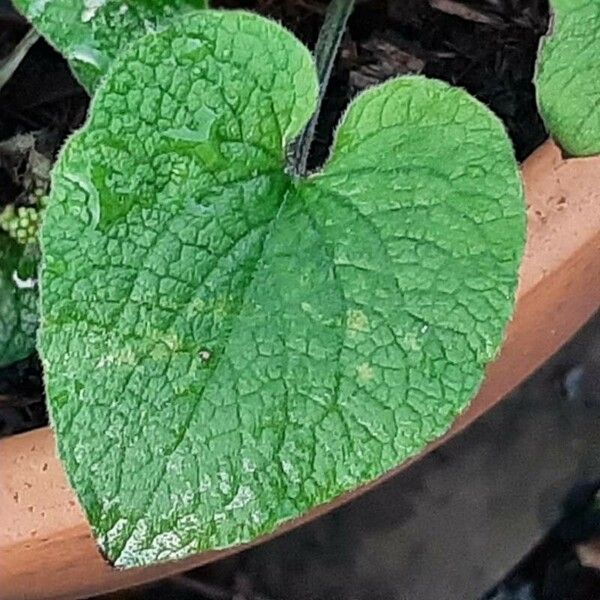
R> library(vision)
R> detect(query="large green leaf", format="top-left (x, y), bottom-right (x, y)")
top-left (11, 0), bottom-right (208, 92)
top-left (536, 0), bottom-right (600, 156)
top-left (0, 235), bottom-right (38, 367)
top-left (40, 10), bottom-right (525, 567)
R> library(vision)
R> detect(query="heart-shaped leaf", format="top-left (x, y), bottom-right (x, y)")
top-left (12, 0), bottom-right (207, 92)
top-left (0, 236), bottom-right (38, 367)
top-left (40, 11), bottom-right (525, 567)
top-left (536, 0), bottom-right (600, 156)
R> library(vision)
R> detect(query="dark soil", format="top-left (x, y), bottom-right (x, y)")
top-left (0, 353), bottom-right (45, 435)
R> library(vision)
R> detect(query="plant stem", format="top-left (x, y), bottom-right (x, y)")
top-left (289, 0), bottom-right (356, 177)
top-left (0, 28), bottom-right (40, 93)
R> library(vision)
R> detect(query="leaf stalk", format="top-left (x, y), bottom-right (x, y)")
top-left (289, 0), bottom-right (356, 177)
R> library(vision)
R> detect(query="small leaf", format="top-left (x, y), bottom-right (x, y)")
top-left (0, 235), bottom-right (38, 367)
top-left (11, 0), bottom-right (208, 93)
top-left (40, 11), bottom-right (525, 567)
top-left (536, 0), bottom-right (600, 156)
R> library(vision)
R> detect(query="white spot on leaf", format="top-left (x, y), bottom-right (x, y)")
top-left (347, 309), bottom-right (369, 333)
top-left (242, 458), bottom-right (256, 473)
top-left (356, 362), bottom-right (375, 382)
top-left (225, 485), bottom-right (254, 510)
top-left (81, 0), bottom-right (107, 22)
top-left (12, 271), bottom-right (36, 289)
top-left (198, 349), bottom-right (211, 362)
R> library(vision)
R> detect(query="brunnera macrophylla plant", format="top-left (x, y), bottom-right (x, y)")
top-left (40, 10), bottom-right (525, 566)
top-left (536, 0), bottom-right (600, 156)
top-left (0, 0), bottom-right (595, 567)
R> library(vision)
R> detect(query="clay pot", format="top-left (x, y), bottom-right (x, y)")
top-left (1, 140), bottom-right (599, 600)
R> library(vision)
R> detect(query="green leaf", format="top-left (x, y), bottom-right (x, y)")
top-left (40, 11), bottom-right (525, 567)
top-left (11, 0), bottom-right (208, 93)
top-left (536, 0), bottom-right (600, 156)
top-left (0, 235), bottom-right (38, 367)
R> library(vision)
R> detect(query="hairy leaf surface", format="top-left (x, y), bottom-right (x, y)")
top-left (12, 0), bottom-right (207, 92)
top-left (41, 11), bottom-right (525, 567)
top-left (0, 236), bottom-right (38, 366)
top-left (537, 0), bottom-right (600, 156)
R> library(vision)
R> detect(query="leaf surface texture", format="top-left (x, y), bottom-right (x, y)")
top-left (537, 0), bottom-right (600, 156)
top-left (40, 11), bottom-right (525, 567)
top-left (12, 0), bottom-right (208, 91)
